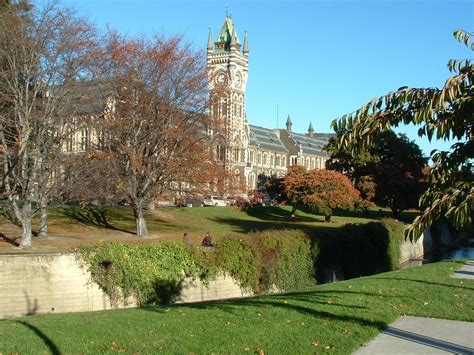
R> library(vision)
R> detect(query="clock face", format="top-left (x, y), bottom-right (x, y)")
top-left (235, 74), bottom-right (242, 87)
top-left (216, 73), bottom-right (226, 84)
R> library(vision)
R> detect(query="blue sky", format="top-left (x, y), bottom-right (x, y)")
top-left (62, 0), bottom-right (473, 157)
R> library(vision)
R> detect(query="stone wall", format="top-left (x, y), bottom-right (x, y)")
top-left (0, 252), bottom-right (251, 319)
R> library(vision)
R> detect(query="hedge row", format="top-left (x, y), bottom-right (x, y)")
top-left (78, 219), bottom-right (404, 305)
top-left (310, 218), bottom-right (404, 282)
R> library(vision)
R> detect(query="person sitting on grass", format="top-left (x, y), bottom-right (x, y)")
top-left (201, 232), bottom-right (214, 247)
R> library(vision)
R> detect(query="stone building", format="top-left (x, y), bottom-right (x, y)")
top-left (207, 15), bottom-right (332, 191)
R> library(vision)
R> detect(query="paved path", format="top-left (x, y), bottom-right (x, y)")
top-left (355, 261), bottom-right (474, 354)
top-left (452, 260), bottom-right (474, 280)
top-left (354, 316), bottom-right (474, 354)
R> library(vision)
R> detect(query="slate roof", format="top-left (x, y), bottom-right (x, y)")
top-left (249, 125), bottom-right (289, 153)
top-left (289, 132), bottom-right (333, 157)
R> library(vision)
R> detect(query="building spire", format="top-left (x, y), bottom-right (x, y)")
top-left (230, 25), bottom-right (237, 47)
top-left (207, 27), bottom-right (213, 53)
top-left (308, 121), bottom-right (314, 137)
top-left (243, 30), bottom-right (249, 55)
top-left (286, 114), bottom-right (293, 132)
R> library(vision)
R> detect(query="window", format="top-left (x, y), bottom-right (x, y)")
top-left (80, 128), bottom-right (89, 151)
top-left (263, 153), bottom-right (267, 166)
top-left (65, 130), bottom-right (73, 152)
top-left (216, 145), bottom-right (226, 161)
top-left (257, 153), bottom-right (262, 165)
top-left (282, 156), bottom-right (286, 167)
top-left (291, 156), bottom-right (297, 165)
top-left (276, 156), bottom-right (280, 167)
top-left (270, 155), bottom-right (274, 167)
top-left (221, 98), bottom-right (227, 117)
top-left (249, 151), bottom-right (254, 164)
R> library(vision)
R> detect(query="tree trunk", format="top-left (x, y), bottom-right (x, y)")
top-left (19, 202), bottom-right (33, 248)
top-left (38, 197), bottom-right (48, 238)
top-left (133, 200), bottom-right (148, 237)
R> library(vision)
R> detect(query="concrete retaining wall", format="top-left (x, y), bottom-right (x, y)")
top-left (399, 229), bottom-right (432, 264)
top-left (0, 253), bottom-right (251, 319)
top-left (0, 229), bottom-right (432, 319)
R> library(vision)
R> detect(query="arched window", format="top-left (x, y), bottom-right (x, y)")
top-left (216, 145), bottom-right (226, 161)
top-left (221, 97), bottom-right (228, 118)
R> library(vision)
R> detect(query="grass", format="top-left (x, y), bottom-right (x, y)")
top-left (1, 260), bottom-right (472, 354)
top-left (2, 204), bottom-right (401, 251)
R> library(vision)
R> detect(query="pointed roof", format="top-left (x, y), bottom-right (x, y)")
top-left (216, 16), bottom-right (240, 45)
top-left (243, 30), bottom-right (249, 54)
top-left (286, 114), bottom-right (293, 132)
top-left (230, 25), bottom-right (238, 46)
top-left (207, 27), bottom-right (213, 50)
top-left (308, 121), bottom-right (314, 136)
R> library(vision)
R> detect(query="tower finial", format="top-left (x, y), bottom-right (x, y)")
top-left (308, 121), bottom-right (314, 137)
top-left (230, 25), bottom-right (237, 47)
top-left (243, 30), bottom-right (249, 55)
top-left (225, 6), bottom-right (228, 17)
top-left (207, 27), bottom-right (213, 52)
top-left (286, 114), bottom-right (293, 132)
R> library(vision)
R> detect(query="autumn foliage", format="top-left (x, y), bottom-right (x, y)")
top-left (283, 166), bottom-right (360, 221)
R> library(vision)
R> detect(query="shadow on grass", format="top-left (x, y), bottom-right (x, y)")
top-left (206, 215), bottom-right (337, 235)
top-left (244, 206), bottom-right (324, 223)
top-left (334, 208), bottom-right (419, 224)
top-left (371, 276), bottom-right (474, 291)
top-left (143, 288), bottom-right (389, 330)
top-left (0, 231), bottom-right (20, 247)
top-left (15, 320), bottom-right (60, 355)
top-left (59, 206), bottom-right (135, 235)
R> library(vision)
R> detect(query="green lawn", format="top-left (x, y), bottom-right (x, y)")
top-left (1, 261), bottom-right (472, 354)
top-left (39, 204), bottom-right (413, 238)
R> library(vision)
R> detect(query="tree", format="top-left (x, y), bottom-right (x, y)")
top-left (0, 2), bottom-right (98, 246)
top-left (332, 29), bottom-right (473, 240)
top-left (283, 165), bottom-right (360, 221)
top-left (90, 32), bottom-right (221, 237)
top-left (327, 130), bottom-right (428, 216)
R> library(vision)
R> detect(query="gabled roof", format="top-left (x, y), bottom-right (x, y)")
top-left (249, 125), bottom-right (288, 153)
top-left (289, 131), bottom-right (333, 157)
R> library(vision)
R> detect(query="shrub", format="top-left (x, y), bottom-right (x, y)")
top-left (212, 237), bottom-right (261, 293)
top-left (78, 241), bottom-right (206, 305)
top-left (254, 230), bottom-right (315, 291)
top-left (310, 219), bottom-right (404, 282)
top-left (213, 229), bottom-right (315, 293)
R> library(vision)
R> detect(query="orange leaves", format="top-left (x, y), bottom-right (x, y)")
top-left (284, 166), bottom-right (360, 215)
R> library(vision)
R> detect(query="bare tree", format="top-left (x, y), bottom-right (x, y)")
top-left (92, 32), bottom-right (222, 236)
top-left (0, 2), bottom-right (97, 246)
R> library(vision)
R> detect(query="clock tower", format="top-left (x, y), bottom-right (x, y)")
top-left (207, 15), bottom-right (251, 193)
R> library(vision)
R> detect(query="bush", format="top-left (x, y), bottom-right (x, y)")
top-left (78, 241), bottom-right (206, 305)
top-left (310, 218), bottom-right (404, 282)
top-left (213, 237), bottom-right (261, 292)
top-left (213, 230), bottom-right (315, 293)
top-left (78, 230), bottom-right (316, 305)
top-left (254, 230), bottom-right (315, 292)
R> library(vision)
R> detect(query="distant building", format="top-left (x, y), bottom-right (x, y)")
top-left (207, 15), bottom-right (333, 191)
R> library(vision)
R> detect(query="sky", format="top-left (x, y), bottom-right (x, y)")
top-left (60, 0), bottom-right (473, 157)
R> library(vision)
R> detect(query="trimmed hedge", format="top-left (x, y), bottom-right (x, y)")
top-left (310, 218), bottom-right (404, 282)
